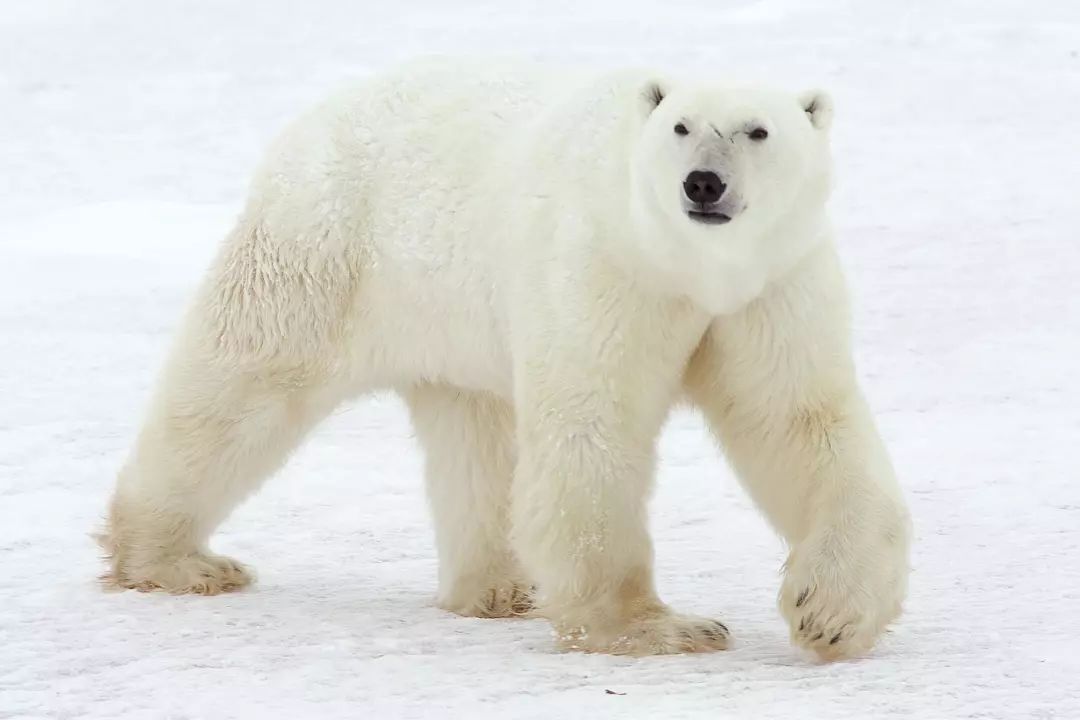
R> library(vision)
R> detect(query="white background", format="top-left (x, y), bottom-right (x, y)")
top-left (1, 1), bottom-right (1078, 718)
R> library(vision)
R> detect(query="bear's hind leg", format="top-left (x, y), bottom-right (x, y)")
top-left (102, 206), bottom-right (363, 593)
top-left (102, 357), bottom-right (342, 594)
top-left (405, 383), bottom-right (532, 618)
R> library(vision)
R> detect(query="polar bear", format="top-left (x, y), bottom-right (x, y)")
top-left (101, 61), bottom-right (911, 661)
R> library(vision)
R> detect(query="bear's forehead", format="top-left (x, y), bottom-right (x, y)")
top-left (666, 86), bottom-right (792, 118)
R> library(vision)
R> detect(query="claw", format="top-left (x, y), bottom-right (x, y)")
top-left (702, 622), bottom-right (729, 642)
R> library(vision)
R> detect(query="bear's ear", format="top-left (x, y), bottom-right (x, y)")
top-left (643, 81), bottom-right (666, 113)
top-left (799, 89), bottom-right (833, 131)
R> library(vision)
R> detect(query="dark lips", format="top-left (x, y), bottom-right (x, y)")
top-left (688, 210), bottom-right (732, 225)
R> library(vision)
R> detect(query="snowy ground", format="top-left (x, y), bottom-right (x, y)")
top-left (2, 1), bottom-right (1079, 718)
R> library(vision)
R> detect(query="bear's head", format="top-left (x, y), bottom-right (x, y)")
top-left (627, 79), bottom-right (834, 313)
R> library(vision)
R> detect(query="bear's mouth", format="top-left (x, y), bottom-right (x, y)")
top-left (687, 210), bottom-right (732, 225)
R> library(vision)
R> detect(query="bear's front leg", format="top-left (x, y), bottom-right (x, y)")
top-left (686, 244), bottom-right (911, 661)
top-left (509, 281), bottom-right (727, 655)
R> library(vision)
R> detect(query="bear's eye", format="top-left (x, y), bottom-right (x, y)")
top-left (673, 123), bottom-right (689, 136)
top-left (749, 127), bottom-right (769, 141)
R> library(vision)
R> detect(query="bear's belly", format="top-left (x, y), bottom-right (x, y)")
top-left (341, 248), bottom-right (515, 398)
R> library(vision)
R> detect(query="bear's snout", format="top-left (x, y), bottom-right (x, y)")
top-left (682, 170), bottom-right (726, 205)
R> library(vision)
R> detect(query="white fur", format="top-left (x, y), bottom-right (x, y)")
top-left (102, 60), bottom-right (910, 660)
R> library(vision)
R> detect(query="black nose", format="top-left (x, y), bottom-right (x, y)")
top-left (683, 170), bottom-right (725, 205)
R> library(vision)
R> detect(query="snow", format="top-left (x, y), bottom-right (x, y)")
top-left (2, 1), bottom-right (1079, 718)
